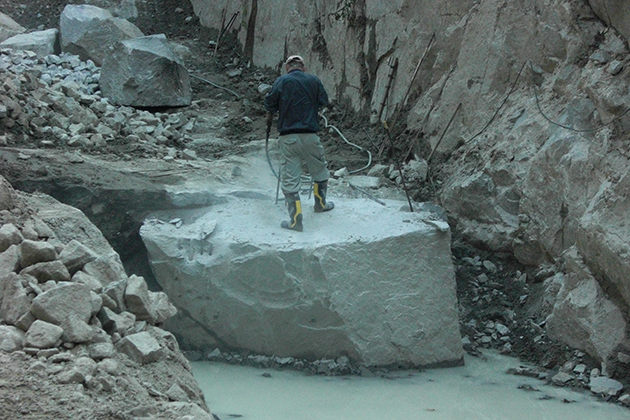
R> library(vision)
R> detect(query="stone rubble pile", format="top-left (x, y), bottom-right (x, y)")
top-left (0, 48), bottom-right (211, 155)
top-left (455, 250), bottom-right (629, 406)
top-left (0, 175), bottom-right (213, 419)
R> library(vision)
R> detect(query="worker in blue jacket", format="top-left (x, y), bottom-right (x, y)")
top-left (264, 55), bottom-right (334, 231)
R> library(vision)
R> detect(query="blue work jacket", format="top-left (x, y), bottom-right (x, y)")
top-left (264, 69), bottom-right (330, 134)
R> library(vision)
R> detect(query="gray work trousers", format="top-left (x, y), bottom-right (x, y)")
top-left (278, 132), bottom-right (330, 194)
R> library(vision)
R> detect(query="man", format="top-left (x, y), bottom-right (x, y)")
top-left (264, 55), bottom-right (334, 232)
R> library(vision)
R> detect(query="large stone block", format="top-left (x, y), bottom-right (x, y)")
top-left (141, 196), bottom-right (463, 367)
top-left (99, 34), bottom-right (192, 107)
top-left (59, 4), bottom-right (144, 66)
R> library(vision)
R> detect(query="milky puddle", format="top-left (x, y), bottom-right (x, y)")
top-left (192, 351), bottom-right (628, 420)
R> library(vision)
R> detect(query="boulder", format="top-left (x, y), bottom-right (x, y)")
top-left (62, 318), bottom-right (95, 343)
top-left (0, 224), bottom-right (23, 253)
top-left (31, 283), bottom-right (93, 326)
top-left (59, 4), bottom-right (144, 66)
top-left (589, 376), bottom-right (625, 396)
top-left (20, 260), bottom-right (71, 283)
top-left (0, 273), bottom-right (31, 326)
top-left (125, 274), bottom-right (157, 323)
top-left (0, 325), bottom-right (25, 352)
top-left (59, 239), bottom-right (98, 275)
top-left (116, 331), bottom-right (164, 364)
top-left (0, 11), bottom-right (25, 43)
top-left (0, 29), bottom-right (61, 57)
top-left (24, 320), bottom-right (63, 349)
top-left (141, 196), bottom-right (463, 367)
top-left (99, 34), bottom-right (192, 107)
top-left (546, 248), bottom-right (628, 364)
top-left (98, 307), bottom-right (136, 335)
top-left (19, 240), bottom-right (58, 269)
top-left (88, 342), bottom-right (115, 360)
top-left (0, 245), bottom-right (20, 279)
top-left (149, 291), bottom-right (177, 324)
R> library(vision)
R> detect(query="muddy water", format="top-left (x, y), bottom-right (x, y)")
top-left (192, 352), bottom-right (628, 420)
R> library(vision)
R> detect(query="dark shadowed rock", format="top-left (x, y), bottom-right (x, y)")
top-left (59, 4), bottom-right (144, 66)
top-left (99, 34), bottom-right (191, 107)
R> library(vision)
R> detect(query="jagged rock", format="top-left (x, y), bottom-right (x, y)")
top-left (62, 317), bottom-right (95, 343)
top-left (546, 248), bottom-right (628, 364)
top-left (577, 171), bottom-right (630, 309)
top-left (125, 274), bottom-right (157, 323)
top-left (31, 283), bottom-right (93, 326)
top-left (59, 239), bottom-right (98, 275)
top-left (0, 29), bottom-right (61, 57)
top-left (19, 240), bottom-right (58, 269)
top-left (0, 224), bottom-right (23, 252)
top-left (59, 4), bottom-right (144, 66)
top-left (98, 307), bottom-right (136, 335)
top-left (102, 278), bottom-right (128, 311)
top-left (88, 342), bottom-right (115, 360)
top-left (589, 376), bottom-right (624, 396)
top-left (0, 12), bottom-right (25, 43)
top-left (0, 324), bottom-right (24, 352)
top-left (20, 260), bottom-right (71, 283)
top-left (0, 245), bottom-right (20, 279)
top-left (84, 256), bottom-right (128, 287)
top-left (149, 291), bottom-right (177, 324)
top-left (99, 34), bottom-right (192, 107)
top-left (116, 331), bottom-right (164, 364)
top-left (89, 291), bottom-right (103, 315)
top-left (141, 197), bottom-right (463, 367)
top-left (0, 273), bottom-right (31, 326)
top-left (72, 271), bottom-right (103, 293)
top-left (24, 320), bottom-right (63, 349)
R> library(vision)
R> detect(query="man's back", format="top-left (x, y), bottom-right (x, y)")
top-left (264, 69), bottom-right (329, 134)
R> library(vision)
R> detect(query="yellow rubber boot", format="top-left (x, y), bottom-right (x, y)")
top-left (281, 193), bottom-right (303, 231)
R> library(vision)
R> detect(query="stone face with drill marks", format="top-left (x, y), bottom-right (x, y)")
top-left (141, 196), bottom-right (464, 367)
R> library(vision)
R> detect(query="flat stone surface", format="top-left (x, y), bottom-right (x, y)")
top-left (141, 192), bottom-right (463, 367)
